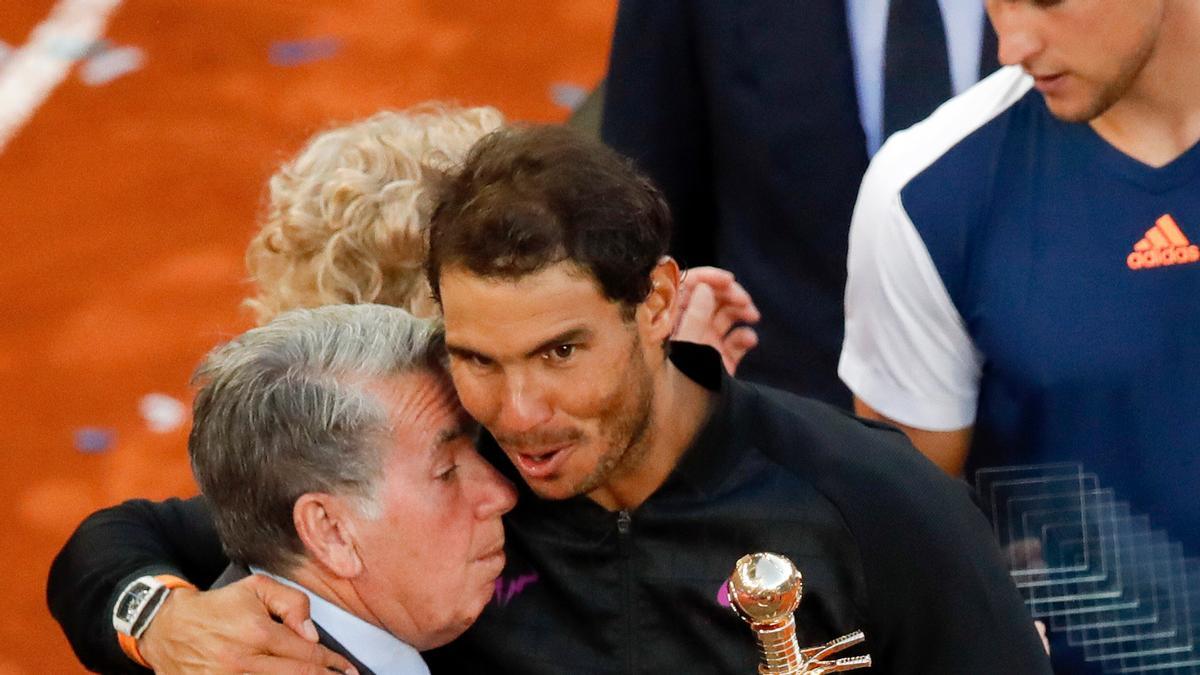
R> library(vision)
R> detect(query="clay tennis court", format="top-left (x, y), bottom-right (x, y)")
top-left (0, 2), bottom-right (614, 670)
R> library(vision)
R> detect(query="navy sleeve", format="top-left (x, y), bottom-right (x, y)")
top-left (599, 0), bottom-right (717, 269)
top-left (46, 495), bottom-right (226, 673)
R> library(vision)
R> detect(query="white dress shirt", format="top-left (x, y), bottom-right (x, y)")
top-left (845, 0), bottom-right (987, 155)
top-left (252, 568), bottom-right (431, 675)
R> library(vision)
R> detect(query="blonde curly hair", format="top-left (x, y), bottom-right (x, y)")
top-left (245, 104), bottom-right (506, 324)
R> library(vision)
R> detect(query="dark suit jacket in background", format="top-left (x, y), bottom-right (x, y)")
top-left (602, 0), bottom-right (874, 406)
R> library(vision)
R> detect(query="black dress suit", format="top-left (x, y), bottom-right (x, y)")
top-left (211, 564), bottom-right (376, 675)
top-left (602, 0), bottom-right (867, 406)
top-left (602, 0), bottom-right (993, 405)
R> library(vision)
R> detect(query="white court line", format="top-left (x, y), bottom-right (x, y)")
top-left (0, 0), bottom-right (124, 153)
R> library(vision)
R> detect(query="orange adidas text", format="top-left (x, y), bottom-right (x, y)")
top-left (1127, 244), bottom-right (1200, 270)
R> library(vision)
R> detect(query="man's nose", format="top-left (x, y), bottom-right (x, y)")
top-left (991, 5), bottom-right (1042, 68)
top-left (476, 463), bottom-right (518, 518)
top-left (495, 373), bottom-right (552, 435)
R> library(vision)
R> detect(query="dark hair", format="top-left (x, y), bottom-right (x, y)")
top-left (426, 125), bottom-right (673, 316)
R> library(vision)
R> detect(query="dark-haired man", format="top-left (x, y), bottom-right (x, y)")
top-left (48, 127), bottom-right (1050, 674)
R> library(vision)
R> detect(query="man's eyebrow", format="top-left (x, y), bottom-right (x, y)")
top-left (523, 327), bottom-right (592, 359)
top-left (434, 418), bottom-right (480, 447)
top-left (445, 343), bottom-right (487, 361)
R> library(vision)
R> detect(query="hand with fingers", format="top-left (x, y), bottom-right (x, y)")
top-left (139, 574), bottom-right (357, 674)
top-left (674, 266), bottom-right (761, 375)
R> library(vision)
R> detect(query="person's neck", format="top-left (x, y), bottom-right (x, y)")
top-left (1090, 1), bottom-right (1200, 167)
top-left (283, 564), bottom-right (431, 650)
top-left (286, 564), bottom-right (376, 627)
top-left (586, 358), bottom-right (716, 512)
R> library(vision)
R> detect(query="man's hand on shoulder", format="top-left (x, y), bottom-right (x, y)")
top-left (139, 574), bottom-right (356, 674)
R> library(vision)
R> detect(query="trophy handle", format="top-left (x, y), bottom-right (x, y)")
top-left (800, 630), bottom-right (866, 661)
top-left (804, 654), bottom-right (873, 674)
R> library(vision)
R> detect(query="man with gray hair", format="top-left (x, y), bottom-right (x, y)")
top-left (133, 304), bottom-right (515, 674)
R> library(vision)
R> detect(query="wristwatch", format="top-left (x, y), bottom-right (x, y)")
top-left (112, 574), bottom-right (196, 667)
top-left (112, 575), bottom-right (175, 639)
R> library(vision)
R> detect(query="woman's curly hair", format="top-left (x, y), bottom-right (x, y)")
top-left (245, 104), bottom-right (506, 324)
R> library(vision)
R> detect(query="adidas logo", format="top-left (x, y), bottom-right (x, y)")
top-left (1126, 214), bottom-right (1200, 270)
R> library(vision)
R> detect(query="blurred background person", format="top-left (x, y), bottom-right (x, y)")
top-left (245, 103), bottom-right (758, 359)
top-left (244, 104), bottom-right (504, 323)
top-left (601, 0), bottom-right (1000, 405)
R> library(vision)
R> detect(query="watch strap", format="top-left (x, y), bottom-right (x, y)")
top-left (116, 574), bottom-right (196, 668)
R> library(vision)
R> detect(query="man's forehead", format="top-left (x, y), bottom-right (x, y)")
top-left (439, 260), bottom-right (601, 298)
top-left (369, 371), bottom-right (465, 430)
top-left (439, 262), bottom-right (622, 349)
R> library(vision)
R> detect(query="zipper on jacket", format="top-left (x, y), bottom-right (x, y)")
top-left (617, 509), bottom-right (633, 672)
top-left (617, 509), bottom-right (632, 535)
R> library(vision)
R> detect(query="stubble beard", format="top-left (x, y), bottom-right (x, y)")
top-left (569, 335), bottom-right (656, 500)
top-left (1050, 30), bottom-right (1159, 123)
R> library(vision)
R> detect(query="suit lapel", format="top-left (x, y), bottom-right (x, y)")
top-left (980, 14), bottom-right (1001, 77)
top-left (209, 563), bottom-right (250, 589)
top-left (314, 622), bottom-right (376, 675)
top-left (210, 563), bottom-right (376, 674)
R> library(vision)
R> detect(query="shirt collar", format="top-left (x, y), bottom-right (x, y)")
top-left (251, 567), bottom-right (430, 675)
top-left (661, 342), bottom-right (744, 498)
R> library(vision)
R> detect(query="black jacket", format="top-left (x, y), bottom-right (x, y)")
top-left (426, 344), bottom-right (1050, 673)
top-left (48, 345), bottom-right (1049, 673)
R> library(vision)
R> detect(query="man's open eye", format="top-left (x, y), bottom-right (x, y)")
top-left (437, 464), bottom-right (459, 482)
top-left (546, 344), bottom-right (576, 362)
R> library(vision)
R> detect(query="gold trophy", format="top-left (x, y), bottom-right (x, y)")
top-left (726, 552), bottom-right (872, 674)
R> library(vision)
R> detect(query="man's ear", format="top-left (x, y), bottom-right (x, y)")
top-left (293, 493), bottom-right (365, 579)
top-left (640, 256), bottom-right (681, 342)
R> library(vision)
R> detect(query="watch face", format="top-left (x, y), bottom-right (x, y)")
top-left (116, 583), bottom-right (153, 623)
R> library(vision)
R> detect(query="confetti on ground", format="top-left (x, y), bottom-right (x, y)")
top-left (139, 393), bottom-right (187, 433)
top-left (269, 37), bottom-right (341, 66)
top-left (550, 82), bottom-right (588, 111)
top-left (43, 36), bottom-right (109, 60)
top-left (0, 0), bottom-right (125, 152)
top-left (80, 44), bottom-right (144, 85)
top-left (74, 427), bottom-right (115, 453)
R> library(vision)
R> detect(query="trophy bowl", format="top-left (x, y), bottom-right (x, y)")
top-left (727, 552), bottom-right (871, 674)
top-left (727, 552), bottom-right (804, 628)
